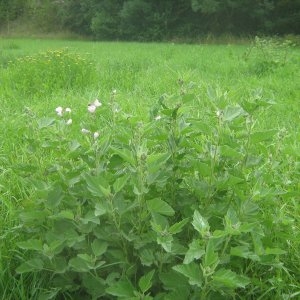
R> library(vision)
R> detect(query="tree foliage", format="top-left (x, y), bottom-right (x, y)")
top-left (1, 0), bottom-right (299, 40)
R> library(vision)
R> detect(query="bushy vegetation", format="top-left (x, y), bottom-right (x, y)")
top-left (1, 0), bottom-right (300, 40)
top-left (0, 38), bottom-right (299, 299)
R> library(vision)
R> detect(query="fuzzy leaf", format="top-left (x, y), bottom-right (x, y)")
top-left (113, 174), bottom-right (130, 194)
top-left (17, 239), bottom-right (43, 251)
top-left (91, 240), bottom-right (108, 257)
top-left (85, 174), bottom-right (111, 198)
top-left (169, 218), bottom-right (189, 234)
top-left (212, 268), bottom-right (250, 289)
top-left (184, 239), bottom-right (205, 264)
top-left (139, 270), bottom-right (155, 293)
top-left (147, 198), bottom-right (175, 216)
top-left (16, 258), bottom-right (44, 274)
top-left (192, 210), bottom-right (210, 236)
top-left (173, 263), bottom-right (203, 287)
top-left (106, 280), bottom-right (135, 298)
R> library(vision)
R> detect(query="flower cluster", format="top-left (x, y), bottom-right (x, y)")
top-left (55, 106), bottom-right (72, 125)
top-left (81, 128), bottom-right (100, 140)
top-left (88, 99), bottom-right (102, 113)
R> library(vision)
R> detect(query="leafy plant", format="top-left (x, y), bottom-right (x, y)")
top-left (12, 84), bottom-right (295, 299)
top-left (243, 36), bottom-right (295, 76)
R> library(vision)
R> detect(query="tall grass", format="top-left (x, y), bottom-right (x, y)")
top-left (0, 38), bottom-right (299, 299)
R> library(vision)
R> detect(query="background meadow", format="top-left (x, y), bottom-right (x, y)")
top-left (0, 38), bottom-right (299, 299)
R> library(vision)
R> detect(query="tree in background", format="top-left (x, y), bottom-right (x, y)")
top-left (0, 0), bottom-right (28, 34)
top-left (0, 0), bottom-right (299, 39)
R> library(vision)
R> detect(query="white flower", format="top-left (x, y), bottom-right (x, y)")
top-left (55, 106), bottom-right (63, 116)
top-left (65, 107), bottom-right (72, 113)
top-left (93, 99), bottom-right (102, 107)
top-left (88, 104), bottom-right (97, 113)
top-left (93, 131), bottom-right (100, 139)
top-left (112, 89), bottom-right (117, 95)
top-left (81, 128), bottom-right (90, 134)
top-left (155, 115), bottom-right (161, 121)
top-left (216, 110), bottom-right (223, 118)
top-left (66, 118), bottom-right (72, 125)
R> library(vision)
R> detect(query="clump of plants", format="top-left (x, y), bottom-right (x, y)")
top-left (243, 36), bottom-right (295, 76)
top-left (12, 86), bottom-right (297, 299)
top-left (2, 48), bottom-right (97, 98)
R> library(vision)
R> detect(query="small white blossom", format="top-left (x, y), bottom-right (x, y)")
top-left (155, 115), bottom-right (161, 121)
top-left (93, 131), bottom-right (100, 139)
top-left (81, 128), bottom-right (90, 134)
top-left (93, 99), bottom-right (102, 107)
top-left (66, 118), bottom-right (72, 125)
top-left (88, 104), bottom-right (97, 113)
top-left (216, 110), bottom-right (222, 118)
top-left (55, 106), bottom-right (63, 116)
top-left (65, 107), bottom-right (72, 113)
top-left (112, 89), bottom-right (117, 95)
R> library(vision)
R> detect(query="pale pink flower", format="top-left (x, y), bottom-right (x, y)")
top-left (88, 104), bottom-right (96, 113)
top-left (55, 106), bottom-right (63, 116)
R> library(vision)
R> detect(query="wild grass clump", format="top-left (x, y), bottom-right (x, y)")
top-left (2, 48), bottom-right (97, 98)
top-left (243, 36), bottom-right (296, 76)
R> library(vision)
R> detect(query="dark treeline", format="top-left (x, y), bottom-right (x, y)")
top-left (0, 0), bottom-right (299, 40)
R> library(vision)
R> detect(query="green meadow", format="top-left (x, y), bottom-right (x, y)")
top-left (0, 38), bottom-right (299, 299)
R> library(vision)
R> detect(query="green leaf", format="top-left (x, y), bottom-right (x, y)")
top-left (223, 105), bottom-right (245, 122)
top-left (95, 202), bottom-right (107, 216)
top-left (204, 239), bottom-right (219, 267)
top-left (250, 130), bottom-right (277, 143)
top-left (139, 248), bottom-right (155, 266)
top-left (82, 273), bottom-right (106, 298)
top-left (85, 174), bottom-right (111, 198)
top-left (91, 240), bottom-right (108, 257)
top-left (157, 234), bottom-right (173, 252)
top-left (181, 93), bottom-right (195, 104)
top-left (36, 288), bottom-right (60, 300)
top-left (113, 174), bottom-right (130, 194)
top-left (106, 280), bottom-right (136, 298)
top-left (81, 210), bottom-right (100, 224)
top-left (184, 239), bottom-right (205, 264)
top-left (16, 258), bottom-right (44, 274)
top-left (19, 210), bottom-right (48, 224)
top-left (173, 263), bottom-right (203, 287)
top-left (220, 145), bottom-right (242, 158)
top-left (68, 256), bottom-right (92, 272)
top-left (147, 198), bottom-right (175, 216)
top-left (139, 270), bottom-right (155, 293)
top-left (159, 270), bottom-right (189, 291)
top-left (147, 153), bottom-right (170, 173)
top-left (169, 218), bottom-right (189, 234)
top-left (110, 146), bottom-right (135, 166)
top-left (230, 246), bottom-right (260, 261)
top-left (17, 239), bottom-right (43, 251)
top-left (192, 210), bottom-right (210, 237)
top-left (265, 247), bottom-right (287, 255)
top-left (49, 210), bottom-right (74, 220)
top-left (38, 117), bottom-right (55, 129)
top-left (212, 268), bottom-right (250, 289)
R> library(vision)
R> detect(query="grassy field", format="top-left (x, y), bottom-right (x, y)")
top-left (0, 37), bottom-right (299, 299)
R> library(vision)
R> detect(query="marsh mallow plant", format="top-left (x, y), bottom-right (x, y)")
top-left (15, 88), bottom-right (296, 299)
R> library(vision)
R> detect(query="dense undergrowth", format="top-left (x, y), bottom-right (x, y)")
top-left (0, 38), bottom-right (299, 299)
